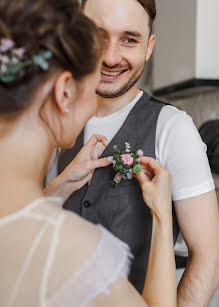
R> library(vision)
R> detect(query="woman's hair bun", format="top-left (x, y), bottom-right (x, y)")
top-left (0, 0), bottom-right (103, 115)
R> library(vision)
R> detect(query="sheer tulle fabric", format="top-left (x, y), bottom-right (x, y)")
top-left (0, 198), bottom-right (132, 307)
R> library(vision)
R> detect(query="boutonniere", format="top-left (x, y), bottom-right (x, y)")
top-left (108, 142), bottom-right (144, 187)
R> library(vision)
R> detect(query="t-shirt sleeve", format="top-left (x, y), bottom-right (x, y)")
top-left (156, 106), bottom-right (215, 201)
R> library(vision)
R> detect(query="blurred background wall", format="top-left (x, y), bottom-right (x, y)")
top-left (137, 1), bottom-right (219, 305)
top-left (138, 0), bottom-right (219, 199)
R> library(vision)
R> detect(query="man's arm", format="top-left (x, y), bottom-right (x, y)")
top-left (174, 190), bottom-right (219, 307)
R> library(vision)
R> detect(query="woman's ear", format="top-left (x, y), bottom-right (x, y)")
top-left (54, 71), bottom-right (76, 114)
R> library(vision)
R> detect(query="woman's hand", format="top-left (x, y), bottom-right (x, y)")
top-left (45, 134), bottom-right (111, 201)
top-left (134, 156), bottom-right (172, 222)
top-left (136, 157), bottom-right (177, 307)
top-left (73, 134), bottom-right (108, 164)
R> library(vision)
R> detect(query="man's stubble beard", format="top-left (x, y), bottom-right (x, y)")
top-left (96, 65), bottom-right (145, 99)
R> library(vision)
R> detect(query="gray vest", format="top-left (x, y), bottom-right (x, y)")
top-left (59, 92), bottom-right (179, 293)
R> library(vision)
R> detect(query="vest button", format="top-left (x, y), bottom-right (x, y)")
top-left (84, 201), bottom-right (92, 208)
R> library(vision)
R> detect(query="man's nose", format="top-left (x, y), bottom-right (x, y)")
top-left (102, 41), bottom-right (122, 68)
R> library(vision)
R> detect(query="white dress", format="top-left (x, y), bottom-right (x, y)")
top-left (0, 197), bottom-right (132, 307)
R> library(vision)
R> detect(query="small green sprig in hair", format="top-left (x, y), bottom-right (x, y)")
top-left (0, 38), bottom-right (53, 83)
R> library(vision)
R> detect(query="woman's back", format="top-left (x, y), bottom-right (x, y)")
top-left (0, 197), bottom-right (132, 307)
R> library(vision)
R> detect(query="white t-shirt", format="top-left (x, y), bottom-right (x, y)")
top-left (84, 91), bottom-right (215, 201)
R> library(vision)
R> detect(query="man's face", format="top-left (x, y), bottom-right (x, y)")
top-left (83, 0), bottom-right (154, 98)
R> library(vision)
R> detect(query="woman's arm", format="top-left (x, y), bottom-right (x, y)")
top-left (142, 212), bottom-right (176, 307)
top-left (136, 157), bottom-right (177, 307)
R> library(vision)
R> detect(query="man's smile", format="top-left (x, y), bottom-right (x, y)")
top-left (101, 68), bottom-right (128, 81)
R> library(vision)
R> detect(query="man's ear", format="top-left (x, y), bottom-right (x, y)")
top-left (54, 71), bottom-right (76, 114)
top-left (145, 34), bottom-right (156, 62)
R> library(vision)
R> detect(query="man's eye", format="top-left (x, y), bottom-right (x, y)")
top-left (123, 38), bottom-right (137, 45)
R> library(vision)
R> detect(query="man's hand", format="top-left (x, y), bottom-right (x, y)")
top-left (44, 134), bottom-right (111, 201)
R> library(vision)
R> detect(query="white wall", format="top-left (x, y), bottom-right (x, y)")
top-left (152, 0), bottom-right (219, 91)
top-left (153, 0), bottom-right (197, 90)
top-left (196, 0), bottom-right (219, 79)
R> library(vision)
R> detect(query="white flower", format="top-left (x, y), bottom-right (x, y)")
top-left (137, 149), bottom-right (144, 157)
top-left (13, 48), bottom-right (25, 59)
top-left (0, 55), bottom-right (9, 64)
top-left (0, 64), bottom-right (7, 73)
top-left (0, 38), bottom-right (15, 53)
top-left (11, 57), bottom-right (19, 64)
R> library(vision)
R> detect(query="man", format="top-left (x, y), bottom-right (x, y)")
top-left (54, 0), bottom-right (219, 306)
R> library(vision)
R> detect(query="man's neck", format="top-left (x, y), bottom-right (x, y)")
top-left (96, 86), bottom-right (140, 117)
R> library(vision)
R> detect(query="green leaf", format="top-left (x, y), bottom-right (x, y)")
top-left (133, 164), bottom-right (142, 174)
top-left (132, 153), bottom-right (139, 160)
top-left (33, 55), bottom-right (49, 71)
top-left (130, 147), bottom-right (135, 154)
top-left (132, 161), bottom-right (140, 167)
top-left (122, 173), bottom-right (127, 179)
top-left (112, 181), bottom-right (119, 188)
top-left (0, 74), bottom-right (16, 83)
top-left (124, 164), bottom-right (130, 169)
top-left (127, 172), bottom-right (132, 180)
top-left (7, 62), bottom-right (23, 74)
top-left (40, 50), bottom-right (53, 60)
top-left (118, 165), bottom-right (124, 171)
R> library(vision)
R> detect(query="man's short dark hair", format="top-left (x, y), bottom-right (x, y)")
top-left (81, 0), bottom-right (156, 32)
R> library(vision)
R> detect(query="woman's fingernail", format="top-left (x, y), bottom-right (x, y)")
top-left (107, 156), bottom-right (114, 162)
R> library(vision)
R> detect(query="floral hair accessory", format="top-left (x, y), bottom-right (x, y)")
top-left (0, 38), bottom-right (53, 83)
top-left (109, 142), bottom-right (144, 187)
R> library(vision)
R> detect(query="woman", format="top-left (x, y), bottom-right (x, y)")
top-left (0, 0), bottom-right (176, 306)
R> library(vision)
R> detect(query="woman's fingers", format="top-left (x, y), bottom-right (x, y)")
top-left (137, 156), bottom-right (164, 175)
top-left (134, 170), bottom-right (150, 186)
top-left (142, 168), bottom-right (154, 180)
top-left (86, 134), bottom-right (108, 148)
top-left (74, 172), bottom-right (93, 191)
top-left (85, 157), bottom-right (112, 172)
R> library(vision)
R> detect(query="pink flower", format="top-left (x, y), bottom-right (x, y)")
top-left (121, 153), bottom-right (133, 166)
top-left (137, 149), bottom-right (144, 157)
